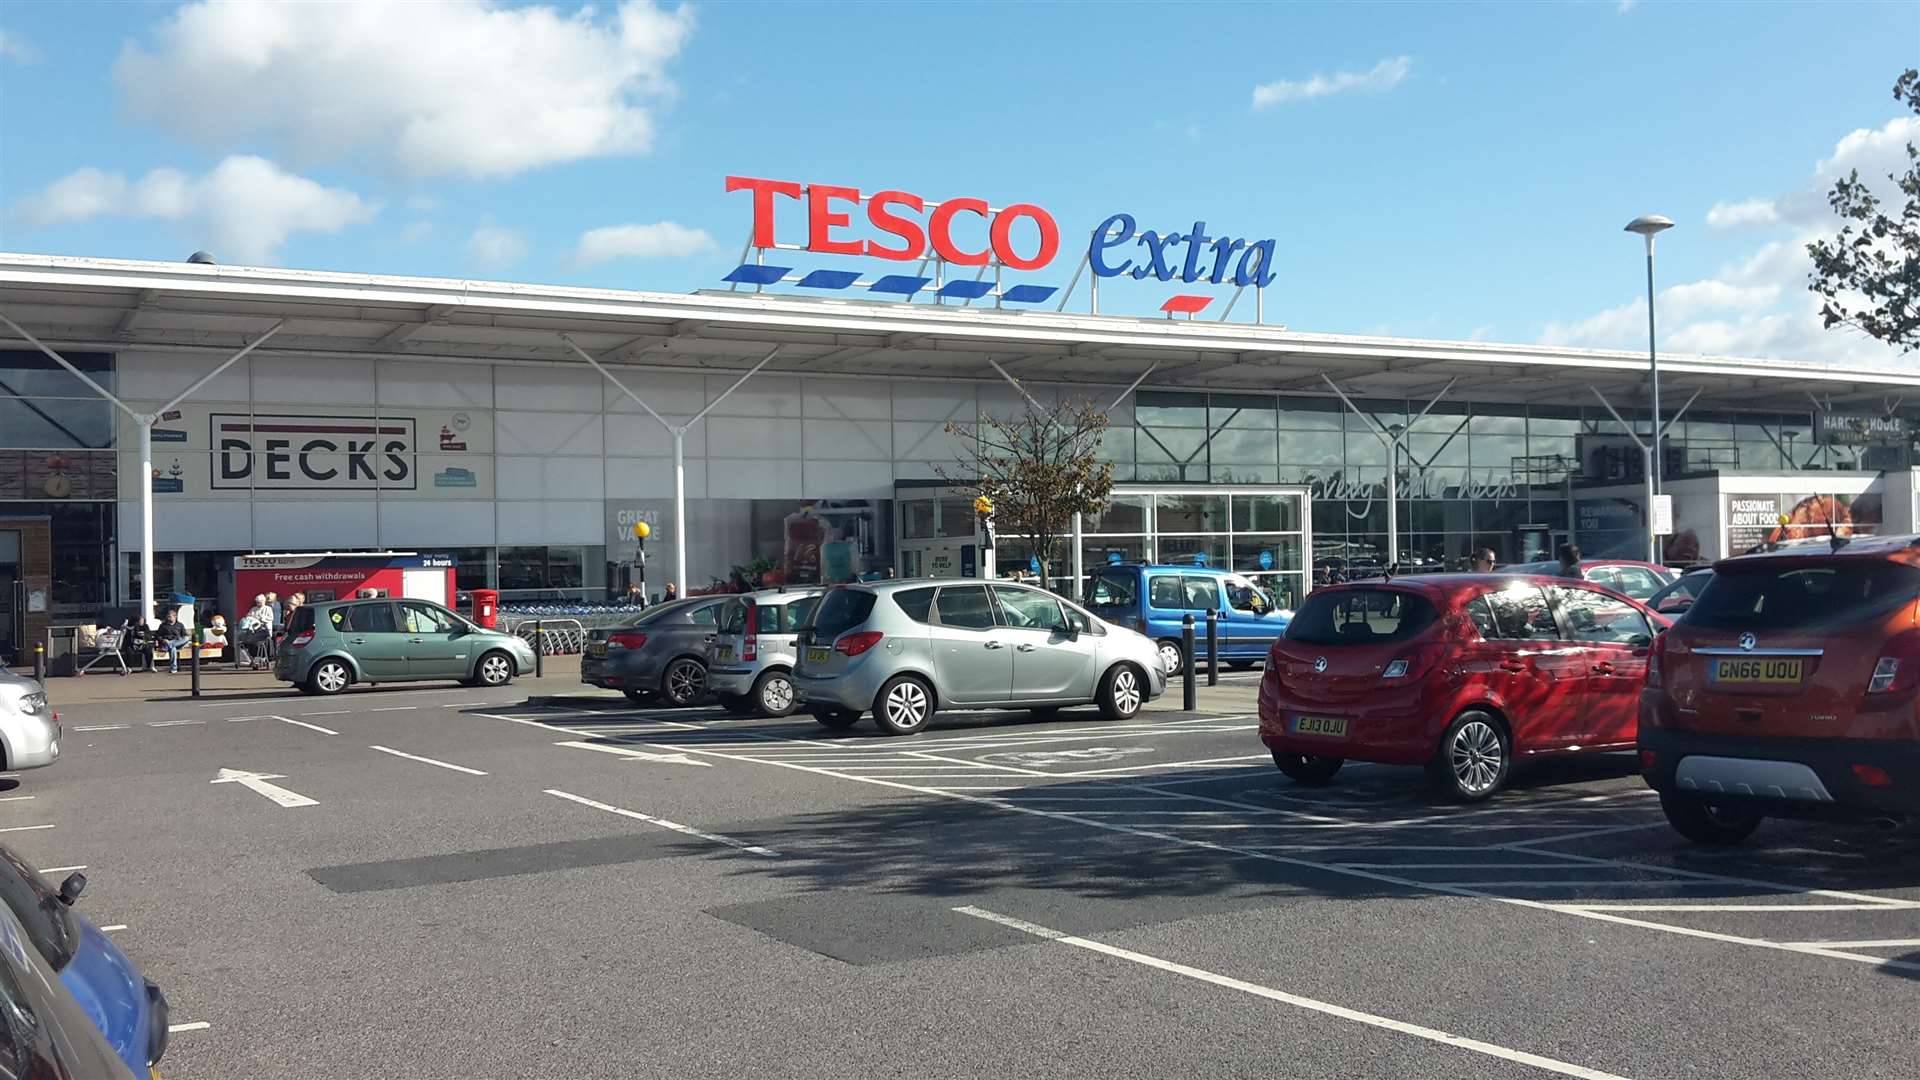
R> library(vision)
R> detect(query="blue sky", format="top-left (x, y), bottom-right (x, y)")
top-left (1, 1), bottom-right (1916, 365)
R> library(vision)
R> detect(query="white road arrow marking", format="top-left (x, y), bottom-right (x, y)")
top-left (554, 740), bottom-right (713, 767)
top-left (210, 767), bottom-right (318, 808)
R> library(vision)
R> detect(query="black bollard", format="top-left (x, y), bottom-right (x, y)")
top-left (533, 620), bottom-right (544, 679)
top-left (1205, 610), bottom-right (1219, 687)
top-left (1181, 613), bottom-right (1197, 712)
top-left (190, 637), bottom-right (201, 698)
top-left (33, 643), bottom-right (45, 682)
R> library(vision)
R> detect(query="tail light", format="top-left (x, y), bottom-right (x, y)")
top-left (835, 631), bottom-right (884, 657)
top-left (289, 631), bottom-right (314, 649)
top-left (1645, 631), bottom-right (1668, 689)
top-left (743, 604), bottom-right (758, 662)
top-left (1851, 763), bottom-right (1893, 788)
top-left (608, 631), bottom-right (648, 650)
top-left (1867, 630), bottom-right (1920, 695)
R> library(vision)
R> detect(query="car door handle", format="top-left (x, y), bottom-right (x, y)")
top-left (984, 641), bottom-right (1004, 650)
top-left (407, 637), bottom-right (425, 644)
top-left (1499, 661), bottom-right (1527, 673)
top-left (1016, 643), bottom-right (1037, 652)
top-left (347, 637), bottom-right (366, 644)
top-left (1591, 661), bottom-right (1615, 674)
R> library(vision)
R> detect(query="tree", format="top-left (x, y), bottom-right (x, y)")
top-left (1807, 68), bottom-right (1920, 352)
top-left (942, 396), bottom-right (1115, 592)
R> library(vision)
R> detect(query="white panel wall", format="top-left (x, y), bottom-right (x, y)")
top-left (496, 366), bottom-right (602, 411)
top-left (252, 499), bottom-right (380, 550)
top-left (604, 412), bottom-right (695, 457)
top-left (380, 501), bottom-right (495, 546)
top-left (378, 361), bottom-right (493, 408)
top-left (496, 501), bottom-right (601, 544)
top-left (603, 458), bottom-right (706, 499)
top-left (496, 411), bottom-right (602, 456)
top-left (115, 350), bottom-right (252, 402)
top-left (497, 455), bottom-right (604, 500)
top-left (119, 500), bottom-right (250, 551)
top-left (254, 357), bottom-right (376, 405)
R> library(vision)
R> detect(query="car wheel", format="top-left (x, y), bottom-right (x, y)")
top-left (872, 675), bottom-right (934, 736)
top-left (1157, 640), bottom-right (1184, 676)
top-left (476, 650), bottom-right (514, 688)
top-left (753, 670), bottom-right (798, 718)
top-left (1659, 793), bottom-right (1763, 845)
top-left (813, 708), bottom-right (861, 731)
top-left (622, 689), bottom-right (654, 704)
top-left (661, 658), bottom-right (707, 707)
top-left (1097, 664), bottom-right (1145, 721)
top-left (307, 658), bottom-right (350, 696)
top-left (717, 692), bottom-right (757, 717)
top-left (1272, 751), bottom-right (1343, 786)
top-left (1428, 711), bottom-right (1509, 802)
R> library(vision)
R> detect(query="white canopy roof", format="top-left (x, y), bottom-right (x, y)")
top-left (2, 251), bottom-right (1913, 414)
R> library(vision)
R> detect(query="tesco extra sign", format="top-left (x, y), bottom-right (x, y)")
top-left (725, 176), bottom-right (1277, 291)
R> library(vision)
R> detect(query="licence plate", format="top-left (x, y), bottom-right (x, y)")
top-left (1291, 715), bottom-right (1348, 737)
top-left (806, 646), bottom-right (831, 664)
top-left (588, 642), bottom-right (607, 658)
top-left (1708, 658), bottom-right (1802, 684)
top-left (715, 645), bottom-right (734, 662)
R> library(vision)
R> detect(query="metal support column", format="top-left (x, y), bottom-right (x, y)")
top-left (1322, 375), bottom-right (1457, 570)
top-left (563, 336), bottom-right (780, 597)
top-left (1071, 511), bottom-right (1084, 597)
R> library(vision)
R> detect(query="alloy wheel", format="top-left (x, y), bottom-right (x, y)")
top-left (1158, 642), bottom-right (1182, 675)
top-left (480, 654), bottom-right (511, 685)
top-left (761, 675), bottom-right (794, 714)
top-left (666, 660), bottom-right (705, 704)
top-left (315, 662), bottom-right (347, 694)
top-left (1449, 720), bottom-right (1503, 795)
top-left (886, 681), bottom-right (928, 726)
top-left (1112, 668), bottom-right (1141, 714)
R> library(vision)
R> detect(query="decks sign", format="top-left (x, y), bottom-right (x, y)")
top-left (213, 414), bottom-right (417, 490)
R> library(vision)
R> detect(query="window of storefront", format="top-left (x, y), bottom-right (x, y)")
top-left (497, 545), bottom-right (606, 599)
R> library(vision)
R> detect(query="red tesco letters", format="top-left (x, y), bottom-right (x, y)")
top-left (725, 176), bottom-right (1059, 269)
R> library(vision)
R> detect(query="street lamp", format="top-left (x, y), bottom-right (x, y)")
top-left (1625, 214), bottom-right (1674, 562)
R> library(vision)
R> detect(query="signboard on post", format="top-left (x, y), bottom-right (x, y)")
top-left (1818, 412), bottom-right (1905, 446)
top-left (1650, 494), bottom-right (1674, 536)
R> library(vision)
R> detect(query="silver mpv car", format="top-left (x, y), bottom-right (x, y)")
top-left (707, 588), bottom-right (824, 717)
top-left (791, 579), bottom-right (1167, 735)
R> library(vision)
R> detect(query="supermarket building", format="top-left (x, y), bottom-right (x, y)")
top-left (3, 248), bottom-right (1920, 658)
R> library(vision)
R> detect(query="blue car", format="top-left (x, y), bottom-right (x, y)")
top-left (0, 848), bottom-right (167, 1077)
top-left (1083, 562), bottom-right (1292, 675)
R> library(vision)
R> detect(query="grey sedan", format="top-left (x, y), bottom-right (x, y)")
top-left (792, 580), bottom-right (1167, 735)
top-left (0, 668), bottom-right (59, 771)
top-left (581, 597), bottom-right (734, 705)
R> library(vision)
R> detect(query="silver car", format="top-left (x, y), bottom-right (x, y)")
top-left (0, 669), bottom-right (59, 771)
top-left (707, 588), bottom-right (824, 717)
top-left (791, 580), bottom-right (1167, 736)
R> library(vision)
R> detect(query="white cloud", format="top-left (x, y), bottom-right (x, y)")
top-left (113, 0), bottom-right (696, 180)
top-left (399, 221), bottom-right (434, 245)
top-left (1539, 113), bottom-right (1916, 365)
top-left (9, 156), bottom-right (374, 263)
top-left (0, 29), bottom-right (34, 63)
top-left (1705, 198), bottom-right (1780, 229)
top-left (572, 221), bottom-right (714, 265)
top-left (1252, 56), bottom-right (1411, 109)
top-left (1617, 0), bottom-right (1637, 12)
top-left (466, 223), bottom-right (527, 271)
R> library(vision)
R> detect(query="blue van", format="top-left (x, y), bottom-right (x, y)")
top-left (1083, 563), bottom-right (1291, 674)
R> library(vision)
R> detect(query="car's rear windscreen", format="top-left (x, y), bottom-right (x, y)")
top-left (1284, 588), bottom-right (1440, 646)
top-left (1684, 560), bottom-right (1920, 632)
top-left (811, 589), bottom-right (878, 639)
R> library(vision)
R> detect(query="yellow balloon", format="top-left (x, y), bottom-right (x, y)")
top-left (633, 521), bottom-right (652, 540)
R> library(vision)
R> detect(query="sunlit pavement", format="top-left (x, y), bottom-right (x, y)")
top-left (12, 679), bottom-right (1918, 1080)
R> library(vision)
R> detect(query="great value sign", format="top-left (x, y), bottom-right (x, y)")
top-left (725, 176), bottom-right (1278, 295)
top-left (213, 414), bottom-right (416, 490)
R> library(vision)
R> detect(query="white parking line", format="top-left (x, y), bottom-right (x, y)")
top-left (273, 716), bottom-right (338, 736)
top-left (99, 924), bottom-right (127, 932)
top-left (0, 825), bottom-right (53, 834)
top-left (475, 712), bottom-right (594, 738)
top-left (302, 710), bottom-right (351, 717)
top-left (1051, 754), bottom-right (1275, 776)
top-left (544, 789), bottom-right (778, 857)
top-left (440, 702), bottom-right (490, 708)
top-left (1558, 902), bottom-right (1920, 912)
top-left (1786, 938), bottom-right (1920, 949)
top-left (368, 745), bottom-right (487, 775)
top-left (369, 706), bottom-right (418, 713)
top-left (168, 1022), bottom-right (211, 1033)
top-left (1340, 862), bottom-right (1592, 870)
top-left (149, 719), bottom-right (204, 727)
top-left (954, 906), bottom-right (1634, 1080)
top-left (0, 796), bottom-right (33, 803)
top-left (39, 865), bottom-right (85, 874)
top-left (72, 724), bottom-right (128, 732)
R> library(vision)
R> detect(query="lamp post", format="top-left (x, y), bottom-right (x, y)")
top-left (1625, 214), bottom-right (1674, 563)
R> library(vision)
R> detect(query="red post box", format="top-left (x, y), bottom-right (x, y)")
top-left (470, 588), bottom-right (500, 629)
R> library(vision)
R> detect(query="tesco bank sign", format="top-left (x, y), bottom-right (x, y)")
top-left (723, 176), bottom-right (1277, 307)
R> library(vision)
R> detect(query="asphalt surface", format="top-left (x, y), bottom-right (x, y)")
top-left (10, 672), bottom-right (1919, 1080)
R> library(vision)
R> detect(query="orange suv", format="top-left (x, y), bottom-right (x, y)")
top-left (1640, 534), bottom-right (1920, 843)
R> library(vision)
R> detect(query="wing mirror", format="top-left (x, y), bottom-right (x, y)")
top-left (57, 872), bottom-right (86, 907)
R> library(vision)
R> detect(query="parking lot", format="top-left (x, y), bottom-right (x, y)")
top-left (10, 674), bottom-right (1919, 1080)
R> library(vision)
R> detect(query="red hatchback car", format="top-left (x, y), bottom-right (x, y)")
top-left (1260, 575), bottom-right (1666, 800)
